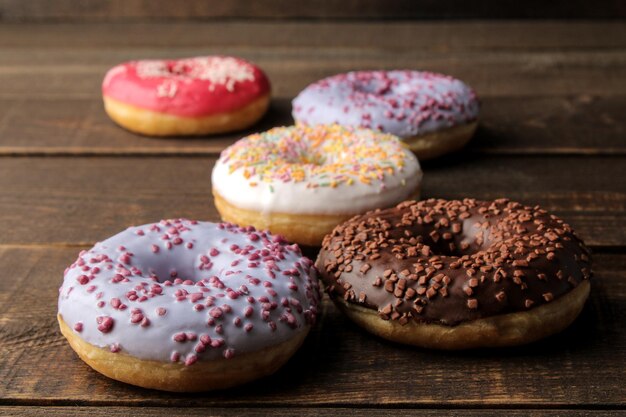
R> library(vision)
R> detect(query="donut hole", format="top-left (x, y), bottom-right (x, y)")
top-left (167, 61), bottom-right (192, 77)
top-left (295, 152), bottom-right (326, 166)
top-left (293, 149), bottom-right (378, 170)
top-left (352, 78), bottom-right (393, 96)
top-left (123, 250), bottom-right (212, 285)
top-left (146, 261), bottom-right (204, 285)
top-left (415, 222), bottom-right (494, 259)
top-left (420, 235), bottom-right (472, 258)
top-left (268, 141), bottom-right (350, 167)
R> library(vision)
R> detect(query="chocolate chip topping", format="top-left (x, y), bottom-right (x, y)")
top-left (316, 198), bottom-right (592, 326)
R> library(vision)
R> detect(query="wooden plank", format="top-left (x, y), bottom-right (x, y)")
top-left (1, 49), bottom-right (625, 99)
top-left (0, 156), bottom-right (623, 246)
top-left (0, 22), bottom-right (624, 50)
top-left (0, 0), bottom-right (625, 21)
top-left (0, 95), bottom-right (623, 156)
top-left (0, 98), bottom-right (291, 155)
top-left (0, 407), bottom-right (622, 416)
top-left (0, 247), bottom-right (623, 406)
top-left (476, 95), bottom-right (626, 154)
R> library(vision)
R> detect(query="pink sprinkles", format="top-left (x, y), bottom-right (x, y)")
top-left (58, 219), bottom-right (320, 366)
top-left (96, 316), bottom-right (114, 333)
top-left (293, 70), bottom-right (479, 137)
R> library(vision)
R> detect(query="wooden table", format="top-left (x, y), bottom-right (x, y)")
top-left (0, 20), bottom-right (624, 416)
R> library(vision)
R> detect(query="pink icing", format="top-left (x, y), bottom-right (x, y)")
top-left (102, 56), bottom-right (271, 118)
top-left (58, 220), bottom-right (320, 365)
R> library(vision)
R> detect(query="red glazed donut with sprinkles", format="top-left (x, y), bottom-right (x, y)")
top-left (212, 124), bottom-right (422, 246)
top-left (102, 56), bottom-right (271, 136)
top-left (58, 219), bottom-right (320, 392)
top-left (317, 199), bottom-right (591, 349)
top-left (292, 70), bottom-right (479, 160)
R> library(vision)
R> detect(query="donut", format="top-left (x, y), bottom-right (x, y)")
top-left (211, 124), bottom-right (422, 246)
top-left (102, 56), bottom-right (271, 136)
top-left (317, 198), bottom-right (592, 349)
top-left (292, 71), bottom-right (479, 160)
top-left (58, 219), bottom-right (320, 392)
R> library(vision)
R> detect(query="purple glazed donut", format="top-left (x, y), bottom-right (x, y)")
top-left (292, 70), bottom-right (480, 159)
top-left (58, 219), bottom-right (320, 392)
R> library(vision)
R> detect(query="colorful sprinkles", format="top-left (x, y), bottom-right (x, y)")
top-left (220, 124), bottom-right (411, 190)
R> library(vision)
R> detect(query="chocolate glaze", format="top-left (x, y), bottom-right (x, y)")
top-left (316, 199), bottom-right (592, 326)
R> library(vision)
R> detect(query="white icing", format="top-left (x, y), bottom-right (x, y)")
top-left (211, 125), bottom-right (422, 215)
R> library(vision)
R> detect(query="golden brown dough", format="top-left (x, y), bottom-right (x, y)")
top-left (59, 315), bottom-right (310, 392)
top-left (103, 94), bottom-right (269, 137)
top-left (404, 121), bottom-right (478, 160)
top-left (332, 281), bottom-right (589, 349)
top-left (213, 189), bottom-right (420, 247)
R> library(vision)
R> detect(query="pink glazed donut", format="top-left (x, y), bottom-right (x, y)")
top-left (292, 70), bottom-right (479, 159)
top-left (102, 56), bottom-right (271, 136)
top-left (58, 220), bottom-right (320, 392)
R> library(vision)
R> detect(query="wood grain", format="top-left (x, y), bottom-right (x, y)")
top-left (0, 95), bottom-right (623, 155)
top-left (0, 19), bottom-right (624, 413)
top-left (0, 156), bottom-right (623, 247)
top-left (0, 22), bottom-right (624, 101)
top-left (0, 407), bottom-right (622, 416)
top-left (1, 49), bottom-right (625, 99)
top-left (1, 0), bottom-right (625, 21)
top-left (0, 98), bottom-right (290, 155)
top-left (0, 247), bottom-right (623, 406)
top-left (0, 22), bottom-right (624, 50)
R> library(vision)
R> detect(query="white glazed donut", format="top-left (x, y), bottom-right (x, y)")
top-left (58, 220), bottom-right (320, 392)
top-left (292, 71), bottom-right (480, 159)
top-left (211, 124), bottom-right (422, 246)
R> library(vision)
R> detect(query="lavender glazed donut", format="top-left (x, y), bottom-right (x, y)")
top-left (58, 220), bottom-right (320, 392)
top-left (317, 199), bottom-right (592, 349)
top-left (292, 70), bottom-right (479, 159)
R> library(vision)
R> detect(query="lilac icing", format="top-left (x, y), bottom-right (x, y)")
top-left (58, 220), bottom-right (320, 365)
top-left (292, 70), bottom-right (479, 138)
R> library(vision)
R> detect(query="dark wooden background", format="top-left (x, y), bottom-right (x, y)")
top-left (0, 1), bottom-right (624, 416)
top-left (1, 0), bottom-right (626, 20)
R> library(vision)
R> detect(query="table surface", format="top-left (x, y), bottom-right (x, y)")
top-left (0, 20), bottom-right (624, 416)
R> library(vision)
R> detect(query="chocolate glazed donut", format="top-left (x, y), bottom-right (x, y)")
top-left (316, 198), bottom-right (592, 349)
